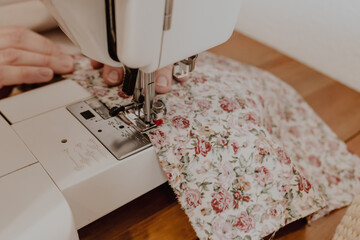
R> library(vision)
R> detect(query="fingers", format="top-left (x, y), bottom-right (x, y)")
top-left (155, 65), bottom-right (173, 94)
top-left (155, 64), bottom-right (190, 94)
top-left (0, 26), bottom-right (73, 89)
top-left (0, 26), bottom-right (63, 56)
top-left (102, 65), bottom-right (125, 86)
top-left (0, 65), bottom-right (53, 88)
top-left (98, 62), bottom-right (191, 94)
top-left (0, 48), bottom-right (73, 74)
top-left (90, 59), bottom-right (103, 69)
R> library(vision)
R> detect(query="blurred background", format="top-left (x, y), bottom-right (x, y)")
top-left (236, 0), bottom-right (360, 92)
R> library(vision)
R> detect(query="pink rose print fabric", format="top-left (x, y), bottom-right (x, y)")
top-left (64, 52), bottom-right (360, 239)
top-left (67, 55), bottom-right (132, 108)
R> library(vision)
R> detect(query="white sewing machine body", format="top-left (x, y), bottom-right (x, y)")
top-left (0, 80), bottom-right (167, 240)
top-left (0, 0), bottom-right (241, 239)
top-left (44, 0), bottom-right (241, 72)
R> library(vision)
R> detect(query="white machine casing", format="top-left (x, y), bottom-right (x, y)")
top-left (0, 80), bottom-right (167, 240)
top-left (43, 0), bottom-right (242, 72)
top-left (0, 0), bottom-right (242, 239)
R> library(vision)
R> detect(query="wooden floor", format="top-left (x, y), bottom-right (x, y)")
top-left (78, 32), bottom-right (360, 240)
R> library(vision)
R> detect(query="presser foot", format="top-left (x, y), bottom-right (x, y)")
top-left (109, 99), bottom-right (166, 133)
top-left (173, 55), bottom-right (198, 79)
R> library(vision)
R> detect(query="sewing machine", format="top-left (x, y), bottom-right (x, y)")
top-left (0, 0), bottom-right (241, 239)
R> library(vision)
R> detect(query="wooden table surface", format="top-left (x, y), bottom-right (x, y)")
top-left (78, 32), bottom-right (360, 240)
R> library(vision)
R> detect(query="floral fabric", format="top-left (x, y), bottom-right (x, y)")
top-left (65, 52), bottom-right (360, 239)
top-left (67, 55), bottom-right (132, 108)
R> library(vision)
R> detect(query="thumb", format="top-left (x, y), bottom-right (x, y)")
top-left (102, 65), bottom-right (125, 86)
top-left (155, 64), bottom-right (173, 94)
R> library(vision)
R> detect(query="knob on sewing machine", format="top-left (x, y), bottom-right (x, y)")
top-left (41, 0), bottom-right (242, 128)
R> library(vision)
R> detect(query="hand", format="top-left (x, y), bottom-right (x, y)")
top-left (0, 26), bottom-right (74, 89)
top-left (91, 61), bottom-right (189, 94)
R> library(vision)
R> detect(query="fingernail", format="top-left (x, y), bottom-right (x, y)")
top-left (108, 70), bottom-right (119, 84)
top-left (156, 76), bottom-right (168, 87)
top-left (39, 68), bottom-right (53, 78)
top-left (60, 55), bottom-right (74, 70)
